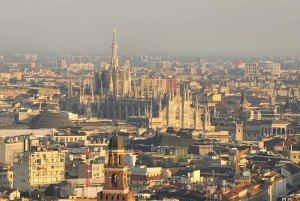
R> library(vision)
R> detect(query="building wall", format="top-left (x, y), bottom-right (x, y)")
top-left (0, 142), bottom-right (23, 165)
top-left (0, 88), bottom-right (28, 97)
top-left (124, 153), bottom-right (138, 168)
top-left (78, 163), bottom-right (104, 179)
top-left (130, 166), bottom-right (162, 176)
top-left (244, 63), bottom-right (258, 76)
top-left (0, 170), bottom-right (13, 188)
top-left (270, 177), bottom-right (286, 201)
top-left (281, 166), bottom-right (300, 188)
top-left (14, 150), bottom-right (65, 192)
top-left (290, 150), bottom-right (300, 165)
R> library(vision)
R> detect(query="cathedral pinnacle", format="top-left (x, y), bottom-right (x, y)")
top-left (110, 28), bottom-right (119, 70)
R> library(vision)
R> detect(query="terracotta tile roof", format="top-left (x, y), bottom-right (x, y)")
top-left (189, 159), bottom-right (200, 165)
top-left (165, 167), bottom-right (187, 176)
top-left (282, 163), bottom-right (300, 175)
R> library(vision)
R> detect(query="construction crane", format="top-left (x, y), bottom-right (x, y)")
top-left (234, 148), bottom-right (249, 174)
top-left (83, 151), bottom-right (91, 187)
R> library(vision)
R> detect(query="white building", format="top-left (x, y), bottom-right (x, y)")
top-left (124, 152), bottom-right (138, 168)
top-left (13, 149), bottom-right (65, 192)
top-left (130, 165), bottom-right (162, 176)
top-left (0, 138), bottom-right (23, 165)
top-left (173, 169), bottom-right (201, 184)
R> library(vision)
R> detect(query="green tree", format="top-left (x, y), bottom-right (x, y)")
top-left (20, 191), bottom-right (30, 198)
top-left (31, 189), bottom-right (44, 200)
top-left (44, 184), bottom-right (55, 196)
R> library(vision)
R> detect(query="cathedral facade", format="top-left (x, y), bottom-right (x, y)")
top-left (63, 29), bottom-right (211, 130)
top-left (97, 88), bottom-right (211, 130)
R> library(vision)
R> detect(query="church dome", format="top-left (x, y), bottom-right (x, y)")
top-left (108, 134), bottom-right (124, 150)
top-left (28, 110), bottom-right (75, 129)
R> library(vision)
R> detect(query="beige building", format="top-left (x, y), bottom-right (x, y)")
top-left (0, 88), bottom-right (28, 98)
top-left (288, 146), bottom-right (300, 165)
top-left (140, 78), bottom-right (167, 94)
top-left (0, 163), bottom-right (13, 188)
top-left (130, 165), bottom-right (162, 176)
top-left (140, 78), bottom-right (177, 94)
top-left (68, 63), bottom-right (94, 71)
top-left (244, 63), bottom-right (258, 76)
top-left (78, 163), bottom-right (104, 179)
top-left (0, 138), bottom-right (23, 165)
top-left (208, 93), bottom-right (222, 102)
top-left (13, 149), bottom-right (65, 192)
top-left (260, 120), bottom-right (291, 136)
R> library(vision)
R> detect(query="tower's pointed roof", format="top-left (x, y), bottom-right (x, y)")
top-left (108, 133), bottom-right (124, 150)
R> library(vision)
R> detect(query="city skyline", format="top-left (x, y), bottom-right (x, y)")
top-left (1, 0), bottom-right (300, 56)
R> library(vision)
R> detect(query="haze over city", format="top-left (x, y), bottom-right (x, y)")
top-left (2, 0), bottom-right (300, 200)
top-left (1, 0), bottom-right (300, 56)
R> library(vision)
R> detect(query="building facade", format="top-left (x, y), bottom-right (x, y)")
top-left (13, 149), bottom-right (65, 192)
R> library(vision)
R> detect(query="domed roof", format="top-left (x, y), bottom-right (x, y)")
top-left (108, 134), bottom-right (124, 150)
top-left (28, 111), bottom-right (75, 129)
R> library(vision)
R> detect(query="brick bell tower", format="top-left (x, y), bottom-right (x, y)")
top-left (97, 134), bottom-right (134, 201)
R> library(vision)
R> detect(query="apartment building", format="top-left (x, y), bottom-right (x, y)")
top-left (0, 163), bottom-right (13, 188)
top-left (13, 148), bottom-right (65, 192)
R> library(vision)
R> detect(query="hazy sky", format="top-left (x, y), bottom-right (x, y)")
top-left (0, 0), bottom-right (300, 56)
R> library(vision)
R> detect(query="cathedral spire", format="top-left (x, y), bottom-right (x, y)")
top-left (110, 28), bottom-right (119, 70)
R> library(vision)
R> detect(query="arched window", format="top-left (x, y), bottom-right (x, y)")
top-left (175, 107), bottom-right (180, 120)
top-left (111, 174), bottom-right (117, 187)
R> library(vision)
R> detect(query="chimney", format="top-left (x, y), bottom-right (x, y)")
top-left (66, 128), bottom-right (71, 135)
top-left (39, 101), bottom-right (42, 110)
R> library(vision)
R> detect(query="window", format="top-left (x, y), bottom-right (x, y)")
top-left (175, 107), bottom-right (180, 120)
